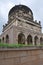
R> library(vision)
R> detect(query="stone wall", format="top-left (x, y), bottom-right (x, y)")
top-left (0, 47), bottom-right (43, 65)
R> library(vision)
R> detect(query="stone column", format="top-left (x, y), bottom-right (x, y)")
top-left (25, 38), bottom-right (27, 45)
top-left (4, 37), bottom-right (6, 43)
top-left (38, 37), bottom-right (40, 45)
top-left (25, 35), bottom-right (27, 45)
top-left (32, 36), bottom-right (34, 45)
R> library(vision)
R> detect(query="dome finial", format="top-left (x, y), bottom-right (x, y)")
top-left (19, 2), bottom-right (22, 5)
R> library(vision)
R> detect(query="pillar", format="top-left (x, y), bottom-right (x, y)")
top-left (32, 36), bottom-right (34, 45)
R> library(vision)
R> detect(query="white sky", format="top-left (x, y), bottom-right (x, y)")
top-left (0, 0), bottom-right (43, 34)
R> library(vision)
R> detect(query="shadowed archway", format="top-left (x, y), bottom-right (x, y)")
top-left (34, 36), bottom-right (38, 45)
top-left (0, 39), bottom-right (1, 43)
top-left (27, 35), bottom-right (32, 44)
top-left (40, 37), bottom-right (43, 45)
top-left (18, 33), bottom-right (25, 44)
top-left (6, 35), bottom-right (9, 43)
top-left (2, 37), bottom-right (4, 43)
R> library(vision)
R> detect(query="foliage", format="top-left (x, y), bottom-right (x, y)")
top-left (0, 43), bottom-right (34, 48)
top-left (0, 43), bottom-right (43, 48)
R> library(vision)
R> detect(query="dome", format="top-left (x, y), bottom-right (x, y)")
top-left (8, 5), bottom-right (33, 22)
top-left (9, 5), bottom-right (33, 15)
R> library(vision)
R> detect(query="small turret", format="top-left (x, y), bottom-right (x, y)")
top-left (39, 21), bottom-right (41, 25)
top-left (35, 20), bottom-right (37, 23)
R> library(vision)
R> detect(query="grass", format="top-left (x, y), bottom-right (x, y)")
top-left (0, 43), bottom-right (43, 48)
top-left (0, 43), bottom-right (34, 48)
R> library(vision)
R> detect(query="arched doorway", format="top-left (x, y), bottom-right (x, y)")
top-left (40, 37), bottom-right (43, 45)
top-left (34, 36), bottom-right (38, 45)
top-left (27, 35), bottom-right (32, 44)
top-left (6, 35), bottom-right (9, 43)
top-left (2, 37), bottom-right (4, 43)
top-left (18, 33), bottom-right (25, 44)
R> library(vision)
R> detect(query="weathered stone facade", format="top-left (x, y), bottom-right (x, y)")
top-left (0, 4), bottom-right (43, 45)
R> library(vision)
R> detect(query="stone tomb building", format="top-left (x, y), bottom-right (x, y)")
top-left (0, 5), bottom-right (43, 45)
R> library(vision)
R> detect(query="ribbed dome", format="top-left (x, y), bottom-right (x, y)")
top-left (8, 5), bottom-right (33, 23)
top-left (9, 5), bottom-right (33, 15)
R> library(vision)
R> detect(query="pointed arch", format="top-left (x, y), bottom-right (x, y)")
top-left (27, 35), bottom-right (32, 44)
top-left (2, 37), bottom-right (4, 43)
top-left (18, 33), bottom-right (25, 44)
top-left (0, 39), bottom-right (1, 43)
top-left (40, 37), bottom-right (43, 45)
top-left (6, 35), bottom-right (9, 43)
top-left (34, 36), bottom-right (38, 45)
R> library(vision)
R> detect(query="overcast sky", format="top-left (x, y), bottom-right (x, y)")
top-left (0, 0), bottom-right (43, 34)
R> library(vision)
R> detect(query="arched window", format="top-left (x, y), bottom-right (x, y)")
top-left (2, 37), bottom-right (4, 43)
top-left (34, 36), bottom-right (38, 45)
top-left (6, 35), bottom-right (9, 43)
top-left (40, 37), bottom-right (43, 45)
top-left (18, 33), bottom-right (25, 44)
top-left (27, 35), bottom-right (32, 44)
